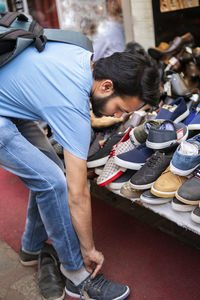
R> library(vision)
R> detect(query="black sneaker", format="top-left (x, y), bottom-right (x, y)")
top-left (176, 168), bottom-right (200, 205)
top-left (19, 247), bottom-right (39, 266)
top-left (38, 245), bottom-right (65, 300)
top-left (87, 133), bottom-right (124, 168)
top-left (191, 206), bottom-right (200, 224)
top-left (129, 151), bottom-right (173, 190)
top-left (140, 189), bottom-right (172, 204)
top-left (65, 274), bottom-right (130, 300)
top-left (171, 197), bottom-right (196, 212)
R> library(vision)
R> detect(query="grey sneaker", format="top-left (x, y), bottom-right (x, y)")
top-left (65, 274), bottom-right (130, 300)
top-left (191, 206), bottom-right (200, 224)
top-left (130, 119), bottom-right (164, 146)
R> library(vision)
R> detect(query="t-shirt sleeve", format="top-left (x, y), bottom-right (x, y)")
top-left (44, 105), bottom-right (91, 160)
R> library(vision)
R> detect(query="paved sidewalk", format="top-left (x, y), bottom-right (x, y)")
top-left (0, 240), bottom-right (42, 300)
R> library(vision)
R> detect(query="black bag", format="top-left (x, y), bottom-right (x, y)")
top-left (0, 12), bottom-right (93, 67)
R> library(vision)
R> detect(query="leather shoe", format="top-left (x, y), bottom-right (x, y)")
top-left (38, 244), bottom-right (65, 300)
top-left (148, 32), bottom-right (194, 60)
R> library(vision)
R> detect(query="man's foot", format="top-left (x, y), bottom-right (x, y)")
top-left (19, 246), bottom-right (39, 266)
top-left (38, 246), bottom-right (65, 300)
top-left (65, 273), bottom-right (130, 300)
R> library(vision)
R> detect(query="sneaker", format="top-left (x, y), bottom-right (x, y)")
top-left (146, 120), bottom-right (188, 150)
top-left (38, 245), bottom-right (65, 300)
top-left (170, 133), bottom-right (200, 176)
top-left (171, 197), bottom-right (196, 212)
top-left (130, 119), bottom-right (164, 146)
top-left (97, 129), bottom-right (135, 186)
top-left (140, 189), bottom-right (172, 204)
top-left (129, 151), bottom-right (173, 190)
top-left (155, 97), bottom-right (189, 123)
top-left (94, 166), bottom-right (104, 176)
top-left (175, 168), bottom-right (200, 205)
top-left (87, 133), bottom-right (124, 168)
top-left (19, 247), bottom-right (39, 266)
top-left (107, 169), bottom-right (137, 190)
top-left (187, 106), bottom-right (200, 130)
top-left (120, 181), bottom-right (143, 199)
top-left (114, 143), bottom-right (154, 170)
top-left (191, 206), bottom-right (200, 224)
top-left (65, 274), bottom-right (130, 300)
top-left (151, 167), bottom-right (187, 198)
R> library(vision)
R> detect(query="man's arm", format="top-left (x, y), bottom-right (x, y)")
top-left (64, 149), bottom-right (104, 278)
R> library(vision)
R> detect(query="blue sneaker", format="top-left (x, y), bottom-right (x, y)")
top-left (146, 120), bottom-right (188, 150)
top-left (65, 274), bottom-right (130, 300)
top-left (187, 105), bottom-right (200, 130)
top-left (170, 133), bottom-right (200, 176)
top-left (114, 143), bottom-right (154, 170)
top-left (184, 107), bottom-right (196, 126)
top-left (155, 97), bottom-right (189, 123)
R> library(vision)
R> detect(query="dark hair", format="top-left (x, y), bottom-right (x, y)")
top-left (93, 52), bottom-right (160, 107)
top-left (125, 41), bottom-right (146, 56)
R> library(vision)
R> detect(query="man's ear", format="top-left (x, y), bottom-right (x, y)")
top-left (100, 79), bottom-right (114, 95)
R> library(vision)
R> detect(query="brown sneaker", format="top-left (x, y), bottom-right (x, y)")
top-left (120, 181), bottom-right (143, 199)
top-left (151, 166), bottom-right (187, 198)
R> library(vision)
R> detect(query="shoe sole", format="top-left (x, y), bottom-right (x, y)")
top-left (170, 161), bottom-right (200, 177)
top-left (191, 211), bottom-right (200, 224)
top-left (42, 290), bottom-right (65, 300)
top-left (20, 259), bottom-right (38, 266)
top-left (175, 191), bottom-right (200, 205)
top-left (114, 156), bottom-right (144, 170)
top-left (129, 181), bottom-right (155, 190)
top-left (171, 201), bottom-right (196, 212)
top-left (140, 194), bottom-right (172, 204)
top-left (146, 129), bottom-right (188, 150)
top-left (151, 186), bottom-right (176, 198)
top-left (94, 168), bottom-right (103, 176)
top-left (188, 124), bottom-right (200, 130)
top-left (65, 286), bottom-right (130, 300)
top-left (87, 156), bottom-right (109, 168)
top-left (173, 109), bottom-right (190, 123)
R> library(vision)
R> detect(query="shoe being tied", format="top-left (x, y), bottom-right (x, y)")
top-left (65, 273), bottom-right (130, 300)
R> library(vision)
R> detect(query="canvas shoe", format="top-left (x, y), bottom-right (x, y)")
top-left (87, 133), bottom-right (124, 168)
top-left (129, 151), bottom-right (173, 190)
top-left (170, 133), bottom-right (200, 176)
top-left (151, 167), bottom-right (187, 198)
top-left (94, 166), bottom-right (104, 176)
top-left (114, 142), bottom-right (154, 170)
top-left (65, 274), bottom-right (130, 300)
top-left (140, 189), bottom-right (172, 204)
top-left (129, 119), bottom-right (164, 146)
top-left (107, 169), bottom-right (137, 190)
top-left (97, 129), bottom-right (135, 186)
top-left (120, 181), bottom-right (143, 199)
top-left (175, 168), bottom-right (200, 205)
top-left (191, 206), bottom-right (200, 224)
top-left (146, 120), bottom-right (188, 150)
top-left (187, 107), bottom-right (200, 130)
top-left (155, 97), bottom-right (189, 123)
top-left (171, 197), bottom-right (197, 212)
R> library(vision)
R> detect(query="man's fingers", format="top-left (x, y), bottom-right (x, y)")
top-left (91, 264), bottom-right (102, 279)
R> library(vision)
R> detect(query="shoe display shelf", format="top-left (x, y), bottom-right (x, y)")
top-left (90, 180), bottom-right (200, 250)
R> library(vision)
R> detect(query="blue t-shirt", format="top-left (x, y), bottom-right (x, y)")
top-left (0, 42), bottom-right (93, 160)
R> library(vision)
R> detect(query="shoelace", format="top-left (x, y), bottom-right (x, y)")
top-left (79, 274), bottom-right (108, 300)
top-left (146, 152), bottom-right (164, 167)
top-left (108, 146), bottom-right (117, 158)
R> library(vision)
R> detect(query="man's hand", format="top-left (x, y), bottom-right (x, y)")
top-left (81, 247), bottom-right (104, 279)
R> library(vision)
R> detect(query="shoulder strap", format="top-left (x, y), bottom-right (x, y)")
top-left (44, 28), bottom-right (93, 53)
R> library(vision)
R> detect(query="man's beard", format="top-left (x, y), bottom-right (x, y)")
top-left (90, 93), bottom-right (116, 117)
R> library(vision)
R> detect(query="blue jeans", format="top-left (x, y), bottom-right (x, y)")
top-left (0, 116), bottom-right (83, 271)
